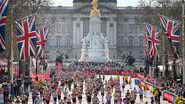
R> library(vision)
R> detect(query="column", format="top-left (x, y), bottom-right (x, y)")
top-left (106, 18), bottom-right (110, 45)
top-left (73, 18), bottom-right (83, 47)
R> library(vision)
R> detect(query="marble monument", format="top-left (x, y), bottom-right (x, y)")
top-left (79, 0), bottom-right (111, 62)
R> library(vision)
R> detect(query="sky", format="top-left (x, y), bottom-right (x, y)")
top-left (52, 0), bottom-right (140, 7)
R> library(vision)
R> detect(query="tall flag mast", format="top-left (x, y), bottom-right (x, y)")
top-left (182, 0), bottom-right (185, 84)
top-left (10, 0), bottom-right (15, 83)
top-left (145, 23), bottom-right (161, 80)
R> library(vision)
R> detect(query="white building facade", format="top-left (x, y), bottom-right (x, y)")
top-left (40, 0), bottom-right (145, 62)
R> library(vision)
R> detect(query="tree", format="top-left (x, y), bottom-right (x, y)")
top-left (125, 55), bottom-right (135, 66)
top-left (138, 0), bottom-right (182, 79)
top-left (0, 0), bottom-right (52, 88)
top-left (56, 55), bottom-right (63, 63)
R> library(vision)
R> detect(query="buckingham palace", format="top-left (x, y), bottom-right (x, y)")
top-left (40, 0), bottom-right (145, 62)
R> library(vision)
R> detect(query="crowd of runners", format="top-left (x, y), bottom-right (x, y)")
top-left (15, 70), bottom-right (163, 104)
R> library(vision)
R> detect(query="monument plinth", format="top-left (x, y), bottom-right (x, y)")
top-left (79, 0), bottom-right (111, 62)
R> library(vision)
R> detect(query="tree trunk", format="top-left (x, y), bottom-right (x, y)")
top-left (155, 56), bottom-right (159, 78)
top-left (172, 58), bottom-right (177, 81)
top-left (164, 51), bottom-right (169, 79)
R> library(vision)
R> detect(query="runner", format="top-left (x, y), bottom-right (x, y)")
top-left (77, 86), bottom-right (82, 104)
top-left (130, 91), bottom-right (136, 104)
top-left (72, 89), bottom-right (77, 104)
top-left (122, 80), bottom-right (125, 91)
top-left (144, 83), bottom-right (147, 97)
top-left (92, 93), bottom-right (100, 104)
top-left (139, 86), bottom-right (143, 102)
top-left (106, 91), bottom-right (112, 104)
top-left (63, 88), bottom-right (68, 103)
top-left (101, 84), bottom-right (105, 102)
top-left (57, 88), bottom-right (61, 101)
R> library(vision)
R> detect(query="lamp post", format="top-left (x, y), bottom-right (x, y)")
top-left (182, 0), bottom-right (185, 84)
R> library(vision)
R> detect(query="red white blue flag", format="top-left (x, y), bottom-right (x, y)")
top-left (15, 15), bottom-right (38, 60)
top-left (36, 24), bottom-right (49, 57)
top-left (0, 0), bottom-right (9, 53)
top-left (145, 24), bottom-right (161, 60)
top-left (159, 15), bottom-right (181, 43)
top-left (159, 15), bottom-right (181, 58)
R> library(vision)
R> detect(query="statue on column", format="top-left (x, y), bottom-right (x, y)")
top-left (79, 0), bottom-right (111, 62)
top-left (90, 0), bottom-right (100, 17)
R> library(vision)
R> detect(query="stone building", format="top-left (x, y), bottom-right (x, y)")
top-left (40, 0), bottom-right (145, 62)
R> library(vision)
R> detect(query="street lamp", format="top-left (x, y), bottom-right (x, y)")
top-left (182, 0), bottom-right (185, 85)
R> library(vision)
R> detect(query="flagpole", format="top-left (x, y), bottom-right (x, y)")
top-left (10, 17), bottom-right (14, 83)
top-left (162, 32), bottom-right (165, 77)
top-left (182, 0), bottom-right (185, 85)
top-left (10, 0), bottom-right (15, 84)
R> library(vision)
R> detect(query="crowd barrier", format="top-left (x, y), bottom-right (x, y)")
top-left (163, 90), bottom-right (177, 103)
top-left (98, 70), bottom-right (146, 80)
top-left (31, 73), bottom-right (50, 81)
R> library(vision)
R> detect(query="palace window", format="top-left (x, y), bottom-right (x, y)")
top-left (56, 35), bottom-right (61, 47)
top-left (46, 36), bottom-right (50, 46)
top-left (76, 23), bottom-right (80, 27)
top-left (50, 37), bottom-right (56, 47)
top-left (118, 37), bottom-right (124, 47)
top-left (66, 36), bottom-right (71, 46)
top-left (139, 36), bottom-right (143, 47)
top-left (83, 20), bottom-right (89, 34)
top-left (66, 22), bottom-right (71, 33)
top-left (110, 23), bottom-right (114, 27)
top-left (128, 36), bottom-right (134, 46)
top-left (101, 20), bottom-right (106, 33)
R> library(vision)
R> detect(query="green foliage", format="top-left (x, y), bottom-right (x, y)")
top-left (56, 55), bottom-right (63, 63)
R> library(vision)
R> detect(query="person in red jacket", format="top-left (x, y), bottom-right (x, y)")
top-left (46, 92), bottom-right (50, 104)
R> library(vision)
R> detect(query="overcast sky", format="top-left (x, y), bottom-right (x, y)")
top-left (52, 0), bottom-right (140, 7)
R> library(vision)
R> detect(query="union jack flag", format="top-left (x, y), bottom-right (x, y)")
top-left (36, 24), bottom-right (49, 57)
top-left (159, 15), bottom-right (181, 58)
top-left (15, 15), bottom-right (38, 60)
top-left (159, 15), bottom-right (181, 43)
top-left (145, 24), bottom-right (161, 60)
top-left (0, 0), bottom-right (9, 53)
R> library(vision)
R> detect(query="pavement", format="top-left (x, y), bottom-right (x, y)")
top-left (24, 75), bottom-right (171, 104)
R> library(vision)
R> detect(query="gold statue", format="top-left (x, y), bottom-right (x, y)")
top-left (90, 0), bottom-right (101, 17)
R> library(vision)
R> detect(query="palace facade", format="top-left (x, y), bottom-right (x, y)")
top-left (40, 0), bottom-right (145, 62)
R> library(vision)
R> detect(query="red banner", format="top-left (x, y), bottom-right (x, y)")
top-left (32, 73), bottom-right (50, 81)
top-left (57, 63), bottom-right (62, 71)
top-left (163, 92), bottom-right (175, 103)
